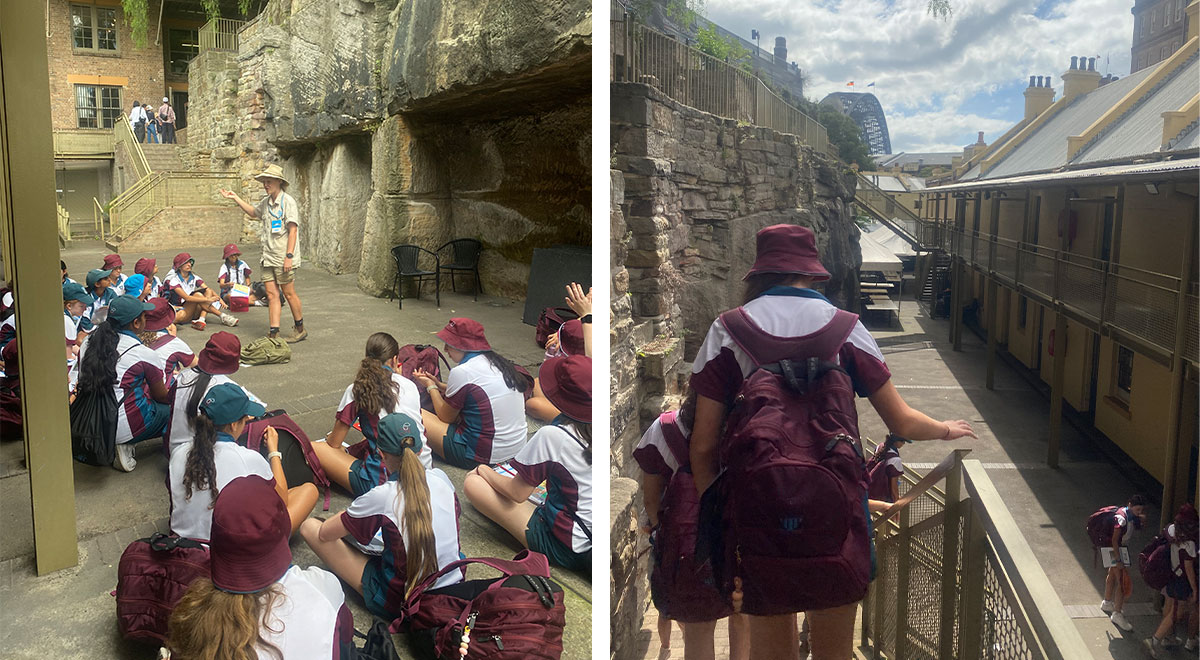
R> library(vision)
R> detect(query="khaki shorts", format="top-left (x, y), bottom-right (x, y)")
top-left (261, 265), bottom-right (295, 285)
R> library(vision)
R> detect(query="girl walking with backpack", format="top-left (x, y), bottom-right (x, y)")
top-left (168, 383), bottom-right (318, 539)
top-left (1091, 494), bottom-right (1148, 631)
top-left (300, 413), bottom-right (463, 621)
top-left (413, 318), bottom-right (529, 468)
top-left (166, 332), bottom-right (264, 453)
top-left (167, 475), bottom-right (350, 659)
top-left (866, 434), bottom-right (909, 504)
top-left (1144, 503), bottom-right (1198, 656)
top-left (463, 355), bottom-right (592, 571)
top-left (73, 295), bottom-right (173, 472)
top-left (635, 392), bottom-right (749, 660)
top-left (688, 225), bottom-right (976, 660)
top-left (309, 332), bottom-right (431, 497)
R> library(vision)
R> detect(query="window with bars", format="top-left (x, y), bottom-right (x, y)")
top-left (1114, 344), bottom-right (1133, 404)
top-left (71, 4), bottom-right (118, 52)
top-left (168, 28), bottom-right (199, 75)
top-left (75, 85), bottom-right (122, 129)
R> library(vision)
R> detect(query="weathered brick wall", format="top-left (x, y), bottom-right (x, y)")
top-left (608, 82), bottom-right (859, 659)
top-left (47, 0), bottom-right (167, 131)
top-left (117, 205), bottom-right (244, 253)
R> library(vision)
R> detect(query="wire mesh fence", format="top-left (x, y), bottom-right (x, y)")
top-left (1058, 254), bottom-right (1105, 322)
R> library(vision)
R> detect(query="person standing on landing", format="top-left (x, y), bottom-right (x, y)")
top-left (219, 164), bottom-right (306, 343)
top-left (157, 97), bottom-right (176, 144)
top-left (689, 224), bottom-right (976, 660)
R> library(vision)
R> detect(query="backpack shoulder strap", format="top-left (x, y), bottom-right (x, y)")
top-left (719, 306), bottom-right (860, 366)
top-left (657, 410), bottom-right (689, 468)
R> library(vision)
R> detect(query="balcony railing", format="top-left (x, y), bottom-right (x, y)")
top-left (199, 18), bottom-right (244, 53)
top-left (862, 448), bottom-right (1092, 660)
top-left (56, 205), bottom-right (70, 244)
top-left (108, 171), bottom-right (239, 243)
top-left (113, 115), bottom-right (151, 180)
top-left (52, 129), bottom-right (114, 158)
top-left (948, 227), bottom-right (1197, 365)
top-left (854, 172), bottom-right (943, 251)
top-left (612, 20), bottom-right (830, 155)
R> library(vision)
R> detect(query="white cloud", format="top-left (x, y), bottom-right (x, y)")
top-left (704, 0), bottom-right (1134, 151)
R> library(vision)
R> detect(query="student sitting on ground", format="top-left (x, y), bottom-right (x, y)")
top-left (164, 253), bottom-right (237, 330)
top-left (63, 281), bottom-right (94, 362)
top-left (526, 282), bottom-right (592, 422)
top-left (216, 243), bottom-right (262, 310)
top-left (121, 273), bottom-right (147, 301)
top-left (102, 254), bottom-right (127, 296)
top-left (168, 475), bottom-right (347, 659)
top-left (85, 268), bottom-right (117, 323)
top-left (134, 258), bottom-right (163, 300)
top-left (465, 355), bottom-right (592, 571)
top-left (301, 413), bottom-right (463, 622)
top-left (139, 298), bottom-right (196, 386)
top-left (413, 318), bottom-right (529, 468)
top-left (62, 260), bottom-right (77, 286)
top-left (73, 295), bottom-right (172, 472)
top-left (1, 340), bottom-right (21, 440)
top-left (166, 332), bottom-right (264, 453)
top-left (169, 383), bottom-right (317, 539)
top-left (310, 332), bottom-right (431, 498)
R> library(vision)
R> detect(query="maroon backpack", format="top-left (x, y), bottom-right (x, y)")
top-left (1086, 506), bottom-right (1122, 548)
top-left (1139, 529), bottom-right (1174, 590)
top-left (396, 344), bottom-right (451, 410)
top-left (713, 306), bottom-right (872, 616)
top-left (865, 445), bottom-right (900, 502)
top-left (534, 307), bottom-right (577, 348)
top-left (392, 550), bottom-right (565, 659)
top-left (115, 533), bottom-right (211, 644)
top-left (240, 410), bottom-right (332, 510)
top-left (649, 411), bottom-right (732, 623)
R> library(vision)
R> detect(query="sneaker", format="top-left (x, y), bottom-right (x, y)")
top-left (113, 443), bottom-right (137, 472)
top-left (1100, 599), bottom-right (1115, 614)
top-left (284, 326), bottom-right (307, 343)
top-left (191, 318), bottom-right (206, 331)
top-left (1184, 637), bottom-right (1198, 651)
top-left (254, 299), bottom-right (267, 307)
top-left (1161, 635), bottom-right (1182, 648)
top-left (1143, 637), bottom-right (1163, 658)
top-left (220, 312), bottom-right (239, 327)
top-left (1111, 611), bottom-right (1133, 632)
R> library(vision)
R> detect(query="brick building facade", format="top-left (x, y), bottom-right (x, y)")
top-left (1131, 0), bottom-right (1190, 73)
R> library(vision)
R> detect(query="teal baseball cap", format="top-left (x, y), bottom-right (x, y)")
top-left (62, 281), bottom-right (95, 305)
top-left (86, 268), bottom-right (113, 288)
top-left (200, 383), bottom-right (266, 426)
top-left (376, 412), bottom-right (423, 456)
top-left (107, 295), bottom-right (155, 326)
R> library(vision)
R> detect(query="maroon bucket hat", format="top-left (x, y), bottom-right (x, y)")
top-left (102, 253), bottom-right (124, 270)
top-left (209, 476), bottom-right (292, 594)
top-left (198, 331), bottom-right (241, 375)
top-left (539, 355), bottom-right (591, 423)
top-left (436, 318), bottom-right (492, 352)
top-left (134, 258), bottom-right (156, 277)
top-left (743, 224), bottom-right (831, 282)
top-left (558, 319), bottom-right (586, 356)
top-left (172, 252), bottom-right (194, 272)
top-left (222, 243), bottom-right (241, 261)
top-left (143, 298), bottom-right (176, 332)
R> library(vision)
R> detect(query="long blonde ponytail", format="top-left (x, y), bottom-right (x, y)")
top-left (395, 439), bottom-right (438, 597)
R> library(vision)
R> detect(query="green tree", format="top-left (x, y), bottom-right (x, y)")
top-left (927, 0), bottom-right (953, 19)
top-left (694, 23), bottom-right (750, 67)
top-left (121, 0), bottom-right (254, 48)
top-left (797, 98), bottom-right (873, 170)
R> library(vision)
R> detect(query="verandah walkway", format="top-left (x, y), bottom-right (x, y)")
top-left (0, 240), bottom-right (591, 659)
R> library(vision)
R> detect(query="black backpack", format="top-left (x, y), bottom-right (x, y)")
top-left (70, 345), bottom-right (136, 466)
top-left (347, 620), bottom-right (401, 660)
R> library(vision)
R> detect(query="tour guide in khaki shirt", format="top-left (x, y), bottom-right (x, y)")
top-left (218, 163), bottom-right (307, 342)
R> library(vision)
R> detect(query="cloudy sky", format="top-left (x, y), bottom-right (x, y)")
top-left (704, 0), bottom-right (1136, 152)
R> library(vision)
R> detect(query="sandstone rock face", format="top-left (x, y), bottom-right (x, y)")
top-left (189, 0), bottom-right (591, 300)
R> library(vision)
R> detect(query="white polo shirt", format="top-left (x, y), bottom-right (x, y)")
top-left (147, 333), bottom-right (196, 385)
top-left (166, 369), bottom-right (264, 452)
top-left (512, 422), bottom-right (593, 553)
top-left (258, 565), bottom-right (345, 660)
top-left (444, 355), bottom-right (528, 464)
top-left (335, 372), bottom-right (431, 469)
top-left (168, 436), bottom-right (273, 541)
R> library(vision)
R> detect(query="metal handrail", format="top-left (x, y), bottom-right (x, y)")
top-left (113, 115), bottom-right (151, 179)
top-left (92, 197), bottom-right (105, 241)
top-left (199, 18), bottom-right (244, 53)
top-left (56, 205), bottom-right (71, 243)
top-left (108, 171), bottom-right (240, 241)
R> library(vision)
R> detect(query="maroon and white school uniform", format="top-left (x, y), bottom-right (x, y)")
top-left (334, 372), bottom-right (432, 472)
top-left (632, 411), bottom-right (688, 479)
top-left (690, 293), bottom-right (891, 403)
top-left (75, 333), bottom-right (167, 443)
top-left (217, 260), bottom-right (252, 287)
top-left (163, 270), bottom-right (213, 309)
top-left (511, 421), bottom-right (593, 554)
top-left (146, 332), bottom-right (195, 386)
top-left (444, 355), bottom-right (528, 464)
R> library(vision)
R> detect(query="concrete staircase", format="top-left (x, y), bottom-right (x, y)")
top-left (139, 143), bottom-right (185, 172)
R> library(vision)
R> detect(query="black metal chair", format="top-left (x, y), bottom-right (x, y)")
top-left (437, 238), bottom-right (483, 301)
top-left (390, 245), bottom-right (439, 309)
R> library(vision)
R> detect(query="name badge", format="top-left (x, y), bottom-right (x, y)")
top-left (270, 216), bottom-right (283, 233)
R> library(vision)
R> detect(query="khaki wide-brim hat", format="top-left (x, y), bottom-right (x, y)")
top-left (253, 164), bottom-right (289, 185)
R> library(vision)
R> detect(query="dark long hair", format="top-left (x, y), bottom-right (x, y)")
top-left (556, 415), bottom-right (592, 465)
top-left (742, 273), bottom-right (808, 304)
top-left (78, 319), bottom-right (121, 394)
top-left (181, 411), bottom-right (220, 505)
top-left (481, 351), bottom-right (528, 393)
top-left (353, 332), bottom-right (400, 417)
top-left (185, 370), bottom-right (215, 433)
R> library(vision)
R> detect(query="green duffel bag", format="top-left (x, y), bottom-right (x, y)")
top-left (240, 336), bottom-right (291, 365)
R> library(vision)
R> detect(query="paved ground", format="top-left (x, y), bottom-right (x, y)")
top-left (0, 240), bottom-right (590, 659)
top-left (631, 296), bottom-right (1177, 660)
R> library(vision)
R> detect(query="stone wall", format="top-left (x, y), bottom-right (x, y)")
top-left (186, 0), bottom-right (591, 300)
top-left (607, 82), bottom-right (859, 658)
top-left (117, 205), bottom-right (244, 253)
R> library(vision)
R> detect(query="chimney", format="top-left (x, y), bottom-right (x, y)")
top-left (975, 131), bottom-right (986, 146)
top-left (774, 36), bottom-right (787, 64)
top-left (1061, 55), bottom-right (1101, 102)
top-left (1024, 73), bottom-right (1056, 120)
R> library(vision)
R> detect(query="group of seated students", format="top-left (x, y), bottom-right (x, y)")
top-left (37, 270), bottom-right (592, 656)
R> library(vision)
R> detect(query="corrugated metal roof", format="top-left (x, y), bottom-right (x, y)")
top-left (906, 177), bottom-right (928, 190)
top-left (983, 68), bottom-right (1156, 179)
top-left (1172, 122), bottom-right (1200, 151)
top-left (867, 174), bottom-right (907, 191)
top-left (928, 156), bottom-right (1199, 192)
top-left (1073, 53), bottom-right (1200, 164)
top-left (874, 152), bottom-right (957, 167)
